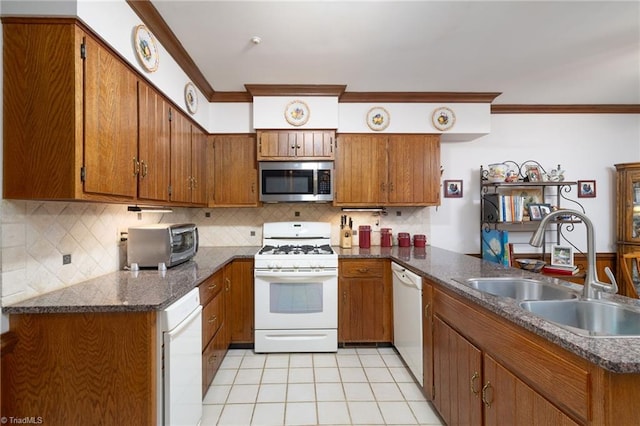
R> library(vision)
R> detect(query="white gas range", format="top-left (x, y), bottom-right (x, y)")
top-left (254, 221), bottom-right (338, 353)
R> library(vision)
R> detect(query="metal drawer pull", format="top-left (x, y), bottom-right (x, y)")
top-left (470, 371), bottom-right (480, 396)
top-left (208, 283), bottom-right (217, 290)
top-left (208, 315), bottom-right (218, 324)
top-left (424, 303), bottom-right (430, 318)
top-left (357, 268), bottom-right (370, 273)
top-left (481, 381), bottom-right (493, 407)
top-left (208, 355), bottom-right (217, 364)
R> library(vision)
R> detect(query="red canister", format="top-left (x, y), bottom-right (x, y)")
top-left (413, 234), bottom-right (426, 248)
top-left (359, 225), bottom-right (371, 248)
top-left (380, 228), bottom-right (392, 247)
top-left (398, 232), bottom-right (411, 247)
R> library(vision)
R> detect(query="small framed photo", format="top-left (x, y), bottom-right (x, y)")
top-left (551, 245), bottom-right (574, 267)
top-left (526, 165), bottom-right (543, 182)
top-left (444, 180), bottom-right (463, 198)
top-left (528, 203), bottom-right (551, 220)
top-left (578, 180), bottom-right (596, 198)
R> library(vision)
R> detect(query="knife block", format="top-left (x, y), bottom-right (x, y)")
top-left (340, 226), bottom-right (352, 249)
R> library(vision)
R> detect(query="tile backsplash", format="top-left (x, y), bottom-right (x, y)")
top-left (1, 200), bottom-right (430, 305)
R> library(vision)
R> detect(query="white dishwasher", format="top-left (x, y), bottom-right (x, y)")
top-left (160, 288), bottom-right (203, 426)
top-left (392, 262), bottom-right (423, 386)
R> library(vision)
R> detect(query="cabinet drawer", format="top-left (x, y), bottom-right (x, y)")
top-left (340, 260), bottom-right (384, 278)
top-left (202, 294), bottom-right (223, 346)
top-left (202, 324), bottom-right (226, 395)
top-left (199, 271), bottom-right (223, 306)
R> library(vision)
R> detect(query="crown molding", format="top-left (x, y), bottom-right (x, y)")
top-left (126, 0), bottom-right (215, 100)
top-left (491, 104), bottom-right (640, 114)
top-left (244, 84), bottom-right (347, 97)
top-left (339, 92), bottom-right (502, 103)
top-left (210, 92), bottom-right (253, 103)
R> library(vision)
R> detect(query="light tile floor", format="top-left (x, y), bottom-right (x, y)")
top-left (202, 347), bottom-right (444, 426)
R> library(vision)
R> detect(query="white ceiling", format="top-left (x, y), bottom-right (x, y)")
top-left (150, 0), bottom-right (640, 104)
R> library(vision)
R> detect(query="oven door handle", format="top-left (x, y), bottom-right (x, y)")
top-left (254, 270), bottom-right (337, 281)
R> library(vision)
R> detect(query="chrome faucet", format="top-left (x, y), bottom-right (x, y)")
top-left (529, 209), bottom-right (618, 299)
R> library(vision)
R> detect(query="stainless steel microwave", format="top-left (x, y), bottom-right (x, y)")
top-left (127, 223), bottom-right (198, 268)
top-left (259, 161), bottom-right (334, 203)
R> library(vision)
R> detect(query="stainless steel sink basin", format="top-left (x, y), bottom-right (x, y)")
top-left (459, 277), bottom-right (577, 301)
top-left (519, 299), bottom-right (640, 337)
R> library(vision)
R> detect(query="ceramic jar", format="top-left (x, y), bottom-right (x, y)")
top-left (487, 163), bottom-right (508, 183)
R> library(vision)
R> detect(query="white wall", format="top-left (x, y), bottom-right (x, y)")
top-left (433, 114), bottom-right (640, 254)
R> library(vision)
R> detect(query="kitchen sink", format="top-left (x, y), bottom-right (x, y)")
top-left (458, 277), bottom-right (577, 301)
top-left (519, 299), bottom-right (640, 337)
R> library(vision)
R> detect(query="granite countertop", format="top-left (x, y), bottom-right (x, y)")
top-left (4, 244), bottom-right (640, 373)
top-left (2, 247), bottom-right (260, 314)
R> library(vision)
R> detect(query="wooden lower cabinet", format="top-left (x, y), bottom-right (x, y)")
top-left (2, 312), bottom-right (157, 425)
top-left (225, 259), bottom-right (255, 344)
top-left (338, 259), bottom-right (392, 343)
top-left (200, 270), bottom-right (227, 394)
top-left (428, 282), bottom-right (640, 425)
top-left (422, 280), bottom-right (434, 400)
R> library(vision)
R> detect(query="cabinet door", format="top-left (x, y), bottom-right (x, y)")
top-left (137, 81), bottom-right (170, 202)
top-left (422, 281), bottom-right (434, 400)
top-left (83, 34), bottom-right (138, 199)
top-left (433, 316), bottom-right (482, 426)
top-left (338, 260), bottom-right (391, 342)
top-left (296, 131), bottom-right (335, 159)
top-left (387, 135), bottom-right (440, 206)
top-left (224, 259), bottom-right (255, 344)
top-left (257, 131), bottom-right (296, 159)
top-left (209, 135), bottom-right (259, 207)
top-left (190, 125), bottom-right (208, 206)
top-left (170, 110), bottom-right (193, 203)
top-left (334, 134), bottom-right (387, 206)
top-left (622, 169), bottom-right (640, 243)
top-left (483, 354), bottom-right (579, 426)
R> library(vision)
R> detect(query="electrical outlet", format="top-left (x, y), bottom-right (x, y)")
top-left (396, 211), bottom-right (402, 217)
top-left (294, 211), bottom-right (300, 217)
top-left (62, 254), bottom-right (72, 265)
top-left (250, 231), bottom-right (256, 237)
top-left (205, 212), bottom-right (211, 218)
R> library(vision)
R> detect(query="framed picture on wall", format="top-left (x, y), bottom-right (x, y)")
top-left (444, 180), bottom-right (463, 198)
top-left (578, 180), bottom-right (596, 198)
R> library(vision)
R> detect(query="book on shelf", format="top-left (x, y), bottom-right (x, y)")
top-left (481, 229), bottom-right (510, 266)
top-left (542, 265), bottom-right (579, 275)
top-left (482, 194), bottom-right (525, 223)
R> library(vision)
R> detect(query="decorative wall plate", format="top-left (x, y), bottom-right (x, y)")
top-left (185, 82), bottom-right (198, 114)
top-left (432, 107), bottom-right (456, 131)
top-left (134, 25), bottom-right (159, 72)
top-left (284, 100), bottom-right (310, 126)
top-left (366, 107), bottom-right (390, 131)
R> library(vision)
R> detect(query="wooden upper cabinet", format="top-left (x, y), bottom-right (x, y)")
top-left (3, 20), bottom-right (138, 202)
top-left (335, 134), bottom-right (440, 206)
top-left (83, 34), bottom-right (138, 199)
top-left (387, 135), bottom-right (440, 206)
top-left (190, 126), bottom-right (208, 206)
top-left (334, 134), bottom-right (387, 205)
top-left (137, 81), bottom-right (171, 202)
top-left (209, 135), bottom-right (259, 207)
top-left (257, 130), bottom-right (335, 160)
top-left (170, 111), bottom-right (207, 206)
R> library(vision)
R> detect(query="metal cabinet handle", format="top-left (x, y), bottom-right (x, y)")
top-left (225, 277), bottom-right (231, 291)
top-left (132, 157), bottom-right (140, 176)
top-left (208, 283), bottom-right (217, 291)
top-left (357, 268), bottom-right (370, 273)
top-left (424, 303), bottom-right (430, 318)
top-left (470, 371), bottom-right (480, 396)
top-left (481, 381), bottom-right (493, 407)
top-left (140, 160), bottom-right (148, 178)
top-left (208, 355), bottom-right (217, 364)
top-left (208, 315), bottom-right (218, 324)
top-left (388, 182), bottom-right (394, 192)
top-left (343, 290), bottom-right (347, 302)
top-left (380, 182), bottom-right (386, 192)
